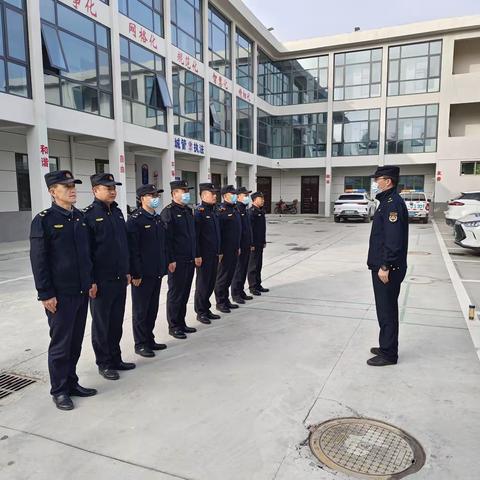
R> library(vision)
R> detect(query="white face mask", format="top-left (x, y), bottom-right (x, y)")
top-left (371, 182), bottom-right (380, 196)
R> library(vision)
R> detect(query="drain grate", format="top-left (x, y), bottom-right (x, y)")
top-left (309, 418), bottom-right (425, 479)
top-left (0, 373), bottom-right (37, 399)
top-left (290, 247), bottom-right (309, 251)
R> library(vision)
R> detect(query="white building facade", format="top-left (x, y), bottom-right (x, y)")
top-left (1, 0), bottom-right (479, 241)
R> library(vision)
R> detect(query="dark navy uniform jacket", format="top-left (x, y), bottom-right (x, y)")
top-left (217, 202), bottom-right (242, 254)
top-left (160, 201), bottom-right (196, 262)
top-left (126, 208), bottom-right (168, 279)
top-left (194, 202), bottom-right (221, 258)
top-left (249, 205), bottom-right (267, 247)
top-left (367, 187), bottom-right (409, 271)
top-left (237, 202), bottom-right (253, 250)
top-left (83, 199), bottom-right (129, 283)
top-left (30, 203), bottom-right (93, 300)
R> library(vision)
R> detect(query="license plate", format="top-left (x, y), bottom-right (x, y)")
top-left (408, 212), bottom-right (415, 217)
top-left (344, 210), bottom-right (356, 215)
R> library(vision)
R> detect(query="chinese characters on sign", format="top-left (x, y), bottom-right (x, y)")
top-left (128, 22), bottom-right (159, 51)
top-left (119, 154), bottom-right (125, 174)
top-left (40, 144), bottom-right (49, 168)
top-left (72, 0), bottom-right (97, 18)
top-left (174, 136), bottom-right (205, 156)
top-left (175, 51), bottom-right (199, 73)
top-left (212, 72), bottom-right (229, 91)
top-left (237, 87), bottom-right (252, 103)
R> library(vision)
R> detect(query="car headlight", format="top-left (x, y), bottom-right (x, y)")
top-left (462, 221), bottom-right (480, 227)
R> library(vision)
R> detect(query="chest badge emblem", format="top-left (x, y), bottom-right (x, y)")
top-left (389, 212), bottom-right (398, 223)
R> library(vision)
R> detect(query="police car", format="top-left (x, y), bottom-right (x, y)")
top-left (333, 190), bottom-right (376, 223)
top-left (400, 190), bottom-right (430, 224)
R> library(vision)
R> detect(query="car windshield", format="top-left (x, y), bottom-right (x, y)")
top-left (401, 194), bottom-right (426, 201)
top-left (339, 195), bottom-right (364, 200)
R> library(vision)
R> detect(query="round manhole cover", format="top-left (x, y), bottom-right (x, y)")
top-left (309, 418), bottom-right (425, 479)
top-left (405, 276), bottom-right (433, 285)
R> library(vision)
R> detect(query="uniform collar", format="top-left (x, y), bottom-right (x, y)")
top-left (140, 207), bottom-right (156, 219)
top-left (201, 201), bottom-right (215, 210)
top-left (222, 202), bottom-right (236, 210)
top-left (376, 187), bottom-right (396, 202)
top-left (172, 200), bottom-right (186, 209)
top-left (51, 202), bottom-right (75, 217)
top-left (237, 202), bottom-right (246, 212)
top-left (93, 197), bottom-right (118, 211)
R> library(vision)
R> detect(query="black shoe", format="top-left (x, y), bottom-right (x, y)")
top-left (250, 289), bottom-right (261, 296)
top-left (367, 355), bottom-right (397, 367)
top-left (232, 297), bottom-right (246, 304)
top-left (226, 301), bottom-right (239, 309)
top-left (69, 385), bottom-right (97, 397)
top-left (52, 393), bottom-right (74, 411)
top-left (135, 346), bottom-right (155, 358)
top-left (258, 286), bottom-right (269, 293)
top-left (149, 342), bottom-right (167, 351)
top-left (183, 326), bottom-right (197, 334)
top-left (216, 304), bottom-right (231, 313)
top-left (197, 314), bottom-right (211, 324)
top-left (98, 367), bottom-right (119, 380)
top-left (207, 311), bottom-right (221, 320)
top-left (170, 329), bottom-right (187, 339)
top-left (370, 347), bottom-right (382, 356)
top-left (114, 361), bottom-right (136, 371)
top-left (241, 292), bottom-right (253, 300)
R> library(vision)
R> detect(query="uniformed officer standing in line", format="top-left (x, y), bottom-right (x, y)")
top-left (367, 166), bottom-right (409, 367)
top-left (30, 170), bottom-right (97, 411)
top-left (214, 185), bottom-right (242, 313)
top-left (231, 187), bottom-right (254, 304)
top-left (160, 180), bottom-right (198, 339)
top-left (194, 183), bottom-right (222, 324)
top-left (84, 173), bottom-right (135, 381)
top-left (127, 184), bottom-right (169, 358)
top-left (247, 192), bottom-right (269, 296)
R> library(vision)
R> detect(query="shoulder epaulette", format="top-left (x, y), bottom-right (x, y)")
top-left (82, 204), bottom-right (94, 213)
top-left (197, 206), bottom-right (205, 212)
top-left (38, 209), bottom-right (50, 217)
top-left (131, 210), bottom-right (142, 219)
top-left (166, 204), bottom-right (172, 209)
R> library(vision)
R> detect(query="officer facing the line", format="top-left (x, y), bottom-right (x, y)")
top-left (30, 170), bottom-right (97, 411)
top-left (248, 192), bottom-right (269, 296)
top-left (215, 185), bottom-right (242, 313)
top-left (231, 187), bottom-right (254, 304)
top-left (127, 184), bottom-right (169, 358)
top-left (160, 180), bottom-right (197, 339)
top-left (84, 173), bottom-right (135, 381)
top-left (367, 166), bottom-right (409, 367)
top-left (194, 182), bottom-right (222, 325)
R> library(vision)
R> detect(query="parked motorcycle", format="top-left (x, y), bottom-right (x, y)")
top-left (274, 199), bottom-right (298, 214)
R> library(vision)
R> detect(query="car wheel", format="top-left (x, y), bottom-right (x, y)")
top-left (364, 216), bottom-right (370, 223)
top-left (422, 217), bottom-right (429, 224)
top-left (334, 216), bottom-right (340, 223)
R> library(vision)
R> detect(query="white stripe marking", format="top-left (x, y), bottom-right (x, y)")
top-left (0, 275), bottom-right (33, 285)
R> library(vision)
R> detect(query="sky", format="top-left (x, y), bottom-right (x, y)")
top-left (241, 0), bottom-right (480, 42)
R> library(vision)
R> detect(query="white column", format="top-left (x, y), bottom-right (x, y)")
top-left (324, 51), bottom-right (335, 217)
top-left (161, 150), bottom-right (175, 195)
top-left (324, 162), bottom-right (332, 217)
top-left (26, 0), bottom-right (51, 213)
top-left (248, 163), bottom-right (257, 192)
top-left (199, 154), bottom-right (211, 182)
top-left (108, 0), bottom-right (126, 212)
top-left (227, 160), bottom-right (237, 186)
top-left (201, 0), bottom-right (211, 186)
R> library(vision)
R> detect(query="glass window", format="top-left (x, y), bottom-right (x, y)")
top-left (398, 175), bottom-right (425, 191)
top-left (237, 97), bottom-right (252, 153)
top-left (208, 6), bottom-right (230, 78)
top-left (236, 29), bottom-right (253, 91)
top-left (121, 36), bottom-right (169, 130)
top-left (172, 65), bottom-right (203, 139)
top-left (209, 83), bottom-right (231, 147)
top-left (0, 0), bottom-right (29, 97)
top-left (258, 50), bottom-right (328, 105)
top-left (95, 158), bottom-right (109, 174)
top-left (332, 109), bottom-right (380, 156)
top-left (41, 0), bottom-right (112, 117)
top-left (15, 153), bottom-right (31, 210)
top-left (119, 0), bottom-right (164, 37)
top-left (385, 104), bottom-right (439, 154)
top-left (334, 48), bottom-right (382, 100)
top-left (460, 162), bottom-right (480, 175)
top-left (344, 176), bottom-right (371, 191)
top-left (171, 0), bottom-right (202, 61)
top-left (388, 40), bottom-right (441, 96)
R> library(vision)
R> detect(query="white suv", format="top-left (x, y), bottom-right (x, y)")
top-left (334, 191), bottom-right (376, 223)
top-left (445, 191), bottom-right (480, 226)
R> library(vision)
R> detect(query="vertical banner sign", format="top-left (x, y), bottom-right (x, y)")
top-left (40, 144), bottom-right (50, 170)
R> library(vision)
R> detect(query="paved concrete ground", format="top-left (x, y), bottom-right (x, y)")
top-left (1, 217), bottom-right (480, 479)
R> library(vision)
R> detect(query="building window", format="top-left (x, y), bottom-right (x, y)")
top-left (237, 97), bottom-right (253, 153)
top-left (386, 104), bottom-right (438, 154)
top-left (208, 6), bottom-right (230, 78)
top-left (0, 0), bottom-right (30, 98)
top-left (388, 41), bottom-right (442, 96)
top-left (121, 36), bottom-right (170, 131)
top-left (173, 65), bottom-right (204, 140)
top-left (257, 109), bottom-right (271, 158)
top-left (209, 83), bottom-right (231, 147)
top-left (41, 1), bottom-right (113, 118)
top-left (170, 0), bottom-right (202, 61)
top-left (119, 0), bottom-right (164, 37)
top-left (258, 51), bottom-right (328, 106)
top-left (236, 29), bottom-right (253, 91)
top-left (398, 175), bottom-right (425, 191)
top-left (95, 159), bottom-right (109, 174)
top-left (344, 176), bottom-right (371, 192)
top-left (15, 153), bottom-right (30, 210)
top-left (460, 161), bottom-right (480, 175)
top-left (332, 109), bottom-right (380, 156)
top-left (334, 48), bottom-right (382, 101)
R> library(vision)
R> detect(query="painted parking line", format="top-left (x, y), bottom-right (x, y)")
top-left (452, 259), bottom-right (480, 263)
top-left (0, 275), bottom-right (33, 285)
top-left (462, 279), bottom-right (480, 283)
